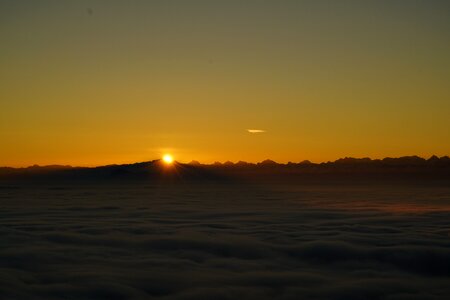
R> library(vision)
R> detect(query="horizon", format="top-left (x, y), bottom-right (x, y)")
top-left (2, 154), bottom-right (449, 169)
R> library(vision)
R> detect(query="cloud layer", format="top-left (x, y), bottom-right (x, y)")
top-left (1, 182), bottom-right (449, 299)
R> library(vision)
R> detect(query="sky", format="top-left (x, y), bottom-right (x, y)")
top-left (1, 0), bottom-right (449, 166)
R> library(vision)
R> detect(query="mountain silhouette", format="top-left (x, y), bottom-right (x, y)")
top-left (1, 156), bottom-right (449, 183)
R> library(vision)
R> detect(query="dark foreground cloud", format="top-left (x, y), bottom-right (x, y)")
top-left (0, 182), bottom-right (450, 299)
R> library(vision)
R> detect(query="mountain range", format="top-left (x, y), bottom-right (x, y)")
top-left (1, 156), bottom-right (450, 182)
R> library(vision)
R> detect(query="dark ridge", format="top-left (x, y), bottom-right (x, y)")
top-left (0, 160), bottom-right (233, 183)
top-left (1, 156), bottom-right (450, 183)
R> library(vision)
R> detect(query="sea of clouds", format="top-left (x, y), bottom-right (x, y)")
top-left (1, 182), bottom-right (450, 299)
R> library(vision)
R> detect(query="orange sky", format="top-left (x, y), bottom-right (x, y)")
top-left (1, 1), bottom-right (450, 167)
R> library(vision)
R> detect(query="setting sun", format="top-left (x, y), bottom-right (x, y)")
top-left (162, 154), bottom-right (174, 164)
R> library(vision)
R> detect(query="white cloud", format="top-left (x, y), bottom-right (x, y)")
top-left (247, 129), bottom-right (266, 133)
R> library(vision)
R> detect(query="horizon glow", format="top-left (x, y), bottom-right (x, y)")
top-left (1, 1), bottom-right (449, 167)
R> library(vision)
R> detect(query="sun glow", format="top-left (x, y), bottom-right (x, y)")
top-left (162, 154), bottom-right (174, 164)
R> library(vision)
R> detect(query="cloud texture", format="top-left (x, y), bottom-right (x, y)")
top-left (1, 182), bottom-right (449, 299)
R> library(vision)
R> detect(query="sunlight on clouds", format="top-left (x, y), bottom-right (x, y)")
top-left (247, 129), bottom-right (266, 133)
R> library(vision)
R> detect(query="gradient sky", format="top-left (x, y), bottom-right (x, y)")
top-left (1, 0), bottom-right (449, 166)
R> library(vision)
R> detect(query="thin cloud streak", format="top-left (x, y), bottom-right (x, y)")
top-left (247, 129), bottom-right (266, 133)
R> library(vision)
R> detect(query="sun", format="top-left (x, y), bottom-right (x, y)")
top-left (162, 154), bottom-right (174, 164)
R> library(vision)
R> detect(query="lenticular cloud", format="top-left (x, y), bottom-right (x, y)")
top-left (247, 129), bottom-right (266, 133)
